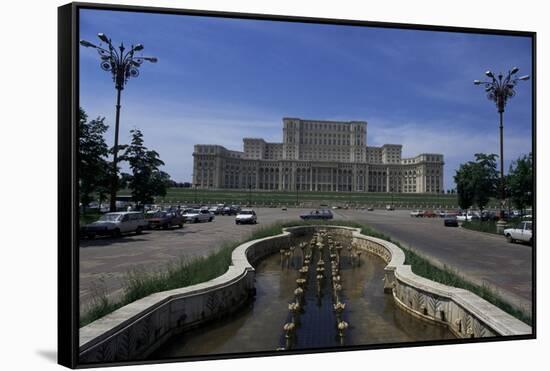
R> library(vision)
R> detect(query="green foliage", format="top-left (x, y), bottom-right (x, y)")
top-left (461, 220), bottom-right (500, 235)
top-left (508, 153), bottom-right (533, 213)
top-left (78, 108), bottom-right (110, 211)
top-left (120, 128), bottom-right (171, 207)
top-left (147, 188), bottom-right (469, 208)
top-left (462, 217), bottom-right (528, 235)
top-left (79, 212), bottom-right (102, 228)
top-left (122, 243), bottom-right (234, 304)
top-left (454, 153), bottom-right (498, 211)
top-left (79, 296), bottom-right (123, 328)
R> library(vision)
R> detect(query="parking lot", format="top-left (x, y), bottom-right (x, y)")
top-left (79, 207), bottom-right (313, 312)
top-left (79, 207), bottom-right (532, 314)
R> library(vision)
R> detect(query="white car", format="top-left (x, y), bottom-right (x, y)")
top-left (503, 221), bottom-right (532, 244)
top-left (235, 209), bottom-right (257, 224)
top-left (184, 209), bottom-right (214, 223)
top-left (410, 210), bottom-right (424, 217)
top-left (83, 212), bottom-right (148, 238)
top-left (456, 211), bottom-right (479, 222)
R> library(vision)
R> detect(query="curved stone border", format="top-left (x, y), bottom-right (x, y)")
top-left (79, 225), bottom-right (531, 363)
top-left (79, 230), bottom-right (292, 363)
top-left (350, 229), bottom-right (532, 338)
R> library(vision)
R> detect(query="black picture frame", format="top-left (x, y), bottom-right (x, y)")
top-left (58, 2), bottom-right (536, 368)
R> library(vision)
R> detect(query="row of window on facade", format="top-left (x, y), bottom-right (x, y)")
top-left (287, 121), bottom-right (365, 131)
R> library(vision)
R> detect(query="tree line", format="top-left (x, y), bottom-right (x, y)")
top-left (454, 152), bottom-right (533, 214)
top-left (79, 108), bottom-right (172, 211)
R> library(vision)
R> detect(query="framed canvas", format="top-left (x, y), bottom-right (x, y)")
top-left (58, 2), bottom-right (536, 368)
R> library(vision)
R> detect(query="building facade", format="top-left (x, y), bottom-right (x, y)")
top-left (192, 118), bottom-right (444, 193)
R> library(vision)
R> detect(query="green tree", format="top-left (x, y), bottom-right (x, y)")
top-left (454, 153), bottom-right (498, 212)
top-left (78, 108), bottom-right (110, 212)
top-left (454, 163), bottom-right (475, 211)
top-left (472, 153), bottom-right (499, 211)
top-left (508, 153), bottom-right (533, 214)
top-left (120, 129), bottom-right (170, 207)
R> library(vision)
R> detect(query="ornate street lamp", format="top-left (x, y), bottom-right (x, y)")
top-left (474, 67), bottom-right (529, 222)
top-left (80, 33), bottom-right (158, 212)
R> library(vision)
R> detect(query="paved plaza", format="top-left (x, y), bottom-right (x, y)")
top-left (79, 208), bottom-right (532, 314)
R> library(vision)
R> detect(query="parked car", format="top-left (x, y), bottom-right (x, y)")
top-left (367, 207), bottom-right (374, 211)
top-left (300, 209), bottom-right (334, 220)
top-left (480, 211), bottom-right (497, 221)
top-left (456, 211), bottom-right (479, 222)
top-left (183, 209), bottom-right (214, 223)
top-left (281, 206), bottom-right (287, 211)
top-left (148, 210), bottom-right (184, 229)
top-left (386, 205), bottom-right (395, 211)
top-left (82, 212), bottom-right (148, 239)
top-left (423, 210), bottom-right (437, 218)
top-left (410, 210), bottom-right (424, 217)
top-left (235, 209), bottom-right (257, 224)
top-left (221, 206), bottom-right (234, 215)
top-left (208, 205), bottom-right (222, 215)
top-left (503, 221), bottom-right (532, 244)
top-left (443, 216), bottom-right (459, 227)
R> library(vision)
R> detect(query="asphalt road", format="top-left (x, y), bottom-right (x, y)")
top-left (79, 207), bottom-right (532, 315)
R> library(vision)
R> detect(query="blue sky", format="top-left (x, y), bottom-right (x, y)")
top-left (79, 9), bottom-right (533, 188)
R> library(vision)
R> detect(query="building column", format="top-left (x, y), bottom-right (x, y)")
top-left (215, 157), bottom-right (222, 188)
top-left (386, 167), bottom-right (390, 192)
top-left (255, 163), bottom-right (259, 189)
top-left (365, 165), bottom-right (369, 192)
top-left (278, 163), bottom-right (283, 191)
top-left (352, 165), bottom-right (357, 192)
top-left (314, 167), bottom-right (318, 192)
top-left (291, 163), bottom-right (296, 191)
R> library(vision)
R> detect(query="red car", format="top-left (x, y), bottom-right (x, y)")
top-left (423, 210), bottom-right (437, 218)
top-left (148, 211), bottom-right (185, 229)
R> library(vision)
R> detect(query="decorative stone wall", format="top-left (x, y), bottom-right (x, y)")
top-left (351, 230), bottom-right (532, 338)
top-left (79, 231), bottom-right (293, 363)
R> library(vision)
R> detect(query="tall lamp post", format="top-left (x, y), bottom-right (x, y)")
top-left (80, 33), bottom-right (158, 212)
top-left (474, 67), bottom-right (529, 224)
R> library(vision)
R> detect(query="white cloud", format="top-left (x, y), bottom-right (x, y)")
top-left (367, 118), bottom-right (532, 188)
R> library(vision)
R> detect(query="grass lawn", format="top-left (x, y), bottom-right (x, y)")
top-left (461, 218), bottom-right (529, 235)
top-left (120, 187), bottom-right (503, 209)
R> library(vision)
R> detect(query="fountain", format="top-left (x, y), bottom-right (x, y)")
top-left (153, 227), bottom-right (455, 358)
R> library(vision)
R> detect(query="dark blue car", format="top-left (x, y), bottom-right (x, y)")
top-left (300, 209), bottom-right (334, 220)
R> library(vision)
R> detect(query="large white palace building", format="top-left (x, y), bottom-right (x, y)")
top-left (192, 118), bottom-right (444, 193)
